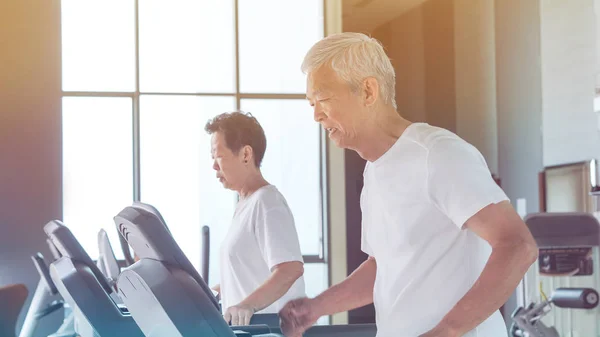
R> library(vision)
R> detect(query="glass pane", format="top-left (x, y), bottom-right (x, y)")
top-left (61, 0), bottom-right (135, 92)
top-left (241, 99), bottom-right (322, 255)
top-left (140, 95), bottom-right (236, 285)
top-left (238, 0), bottom-right (324, 93)
top-left (62, 97), bottom-right (133, 260)
top-left (139, 0), bottom-right (235, 93)
top-left (304, 263), bottom-right (330, 325)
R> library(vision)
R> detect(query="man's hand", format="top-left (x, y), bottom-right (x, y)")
top-left (279, 257), bottom-right (377, 336)
top-left (279, 297), bottom-right (319, 337)
top-left (223, 303), bottom-right (256, 326)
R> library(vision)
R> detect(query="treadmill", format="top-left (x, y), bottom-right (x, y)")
top-left (19, 240), bottom-right (76, 337)
top-left (113, 202), bottom-right (376, 337)
top-left (43, 220), bottom-right (145, 337)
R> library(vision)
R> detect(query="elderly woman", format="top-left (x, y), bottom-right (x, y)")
top-left (204, 111), bottom-right (305, 326)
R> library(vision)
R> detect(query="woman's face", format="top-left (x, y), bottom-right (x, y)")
top-left (210, 132), bottom-right (247, 191)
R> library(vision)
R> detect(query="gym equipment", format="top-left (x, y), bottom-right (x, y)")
top-left (19, 240), bottom-right (76, 337)
top-left (114, 202), bottom-right (377, 337)
top-left (518, 212), bottom-right (600, 337)
top-left (114, 202), bottom-right (268, 336)
top-left (19, 228), bottom-right (127, 337)
top-left (97, 229), bottom-right (120, 288)
top-left (44, 219), bottom-right (144, 337)
top-left (202, 225), bottom-right (210, 284)
top-left (510, 287), bottom-right (599, 336)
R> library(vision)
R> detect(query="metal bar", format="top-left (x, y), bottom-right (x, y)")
top-left (319, 128), bottom-right (329, 262)
top-left (62, 91), bottom-right (305, 99)
top-left (319, 0), bottom-right (332, 292)
top-left (133, 94), bottom-right (141, 201)
top-left (140, 92), bottom-right (305, 99)
top-left (133, 0), bottom-right (141, 202)
top-left (238, 93), bottom-right (306, 100)
top-left (62, 91), bottom-right (134, 97)
top-left (302, 255), bottom-right (325, 264)
top-left (138, 92), bottom-right (236, 97)
top-left (234, 0), bottom-right (241, 110)
top-left (318, 0), bottom-right (328, 259)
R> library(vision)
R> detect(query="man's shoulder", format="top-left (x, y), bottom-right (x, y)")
top-left (404, 124), bottom-right (485, 169)
top-left (405, 123), bottom-right (468, 151)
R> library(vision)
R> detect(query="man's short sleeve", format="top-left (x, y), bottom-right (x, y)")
top-left (361, 226), bottom-right (373, 256)
top-left (427, 138), bottom-right (509, 229)
top-left (255, 206), bottom-right (304, 270)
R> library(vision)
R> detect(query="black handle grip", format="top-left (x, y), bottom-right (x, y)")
top-left (230, 324), bottom-right (271, 335)
top-left (201, 225), bottom-right (210, 284)
top-left (552, 287), bottom-right (599, 309)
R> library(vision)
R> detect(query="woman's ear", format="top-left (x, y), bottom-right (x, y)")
top-left (243, 145), bottom-right (253, 165)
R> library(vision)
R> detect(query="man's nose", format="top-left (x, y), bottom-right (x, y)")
top-left (313, 105), bottom-right (325, 123)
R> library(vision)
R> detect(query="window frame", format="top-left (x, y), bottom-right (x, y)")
top-left (61, 0), bottom-right (328, 266)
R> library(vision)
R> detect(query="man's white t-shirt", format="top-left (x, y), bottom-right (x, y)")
top-left (220, 184), bottom-right (306, 313)
top-left (361, 123), bottom-right (509, 337)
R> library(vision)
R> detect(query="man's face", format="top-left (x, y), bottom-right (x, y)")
top-left (306, 66), bottom-right (366, 149)
top-left (210, 132), bottom-right (245, 191)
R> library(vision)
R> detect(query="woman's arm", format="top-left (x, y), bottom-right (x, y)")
top-left (223, 261), bottom-right (303, 325)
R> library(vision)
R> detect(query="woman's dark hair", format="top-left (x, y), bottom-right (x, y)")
top-left (204, 111), bottom-right (267, 167)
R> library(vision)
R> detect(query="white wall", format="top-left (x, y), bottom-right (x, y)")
top-left (540, 0), bottom-right (599, 167)
top-left (372, 0), bottom-right (501, 174)
top-left (371, 7), bottom-right (427, 124)
top-left (454, 0), bottom-right (499, 174)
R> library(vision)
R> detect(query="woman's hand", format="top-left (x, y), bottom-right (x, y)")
top-left (224, 303), bottom-right (256, 326)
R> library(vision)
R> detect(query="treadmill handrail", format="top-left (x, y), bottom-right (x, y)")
top-left (31, 253), bottom-right (58, 295)
top-left (114, 202), bottom-right (220, 310)
top-left (43, 220), bottom-right (113, 294)
top-left (97, 229), bottom-right (120, 282)
top-left (201, 225), bottom-right (210, 284)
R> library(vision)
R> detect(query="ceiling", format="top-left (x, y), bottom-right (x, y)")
top-left (342, 0), bottom-right (429, 33)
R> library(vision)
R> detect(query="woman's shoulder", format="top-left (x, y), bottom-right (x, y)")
top-left (253, 185), bottom-right (291, 211)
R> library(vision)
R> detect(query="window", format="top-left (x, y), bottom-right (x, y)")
top-left (61, 0), bottom-right (328, 314)
top-left (241, 99), bottom-right (323, 256)
top-left (61, 0), bottom-right (135, 92)
top-left (139, 95), bottom-right (237, 277)
top-left (138, 1), bottom-right (235, 93)
top-left (62, 97), bottom-right (133, 259)
top-left (238, 0), bottom-right (324, 93)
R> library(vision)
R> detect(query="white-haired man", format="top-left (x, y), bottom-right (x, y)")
top-left (278, 32), bottom-right (538, 337)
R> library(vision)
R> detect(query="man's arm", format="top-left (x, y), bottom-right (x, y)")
top-left (311, 256), bottom-right (376, 316)
top-left (421, 200), bottom-right (538, 337)
top-left (224, 261), bottom-right (303, 325)
top-left (279, 257), bottom-right (376, 336)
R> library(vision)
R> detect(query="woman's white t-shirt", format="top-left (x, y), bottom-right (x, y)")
top-left (219, 184), bottom-right (306, 313)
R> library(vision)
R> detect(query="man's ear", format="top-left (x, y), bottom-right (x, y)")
top-left (362, 77), bottom-right (380, 107)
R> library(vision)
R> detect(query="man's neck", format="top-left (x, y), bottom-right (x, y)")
top-left (355, 109), bottom-right (412, 162)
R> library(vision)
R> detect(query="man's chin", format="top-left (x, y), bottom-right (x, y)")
top-left (330, 136), bottom-right (348, 149)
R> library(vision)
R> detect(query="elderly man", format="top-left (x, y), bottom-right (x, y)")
top-left (278, 32), bottom-right (538, 337)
